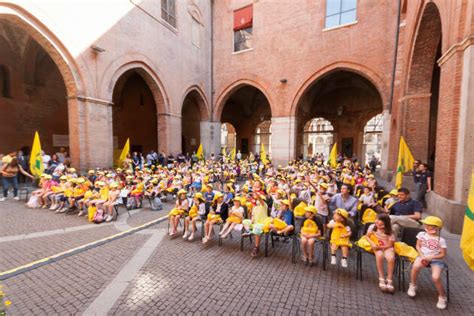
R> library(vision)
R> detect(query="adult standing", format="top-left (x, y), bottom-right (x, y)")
top-left (415, 163), bottom-right (432, 207)
top-left (42, 151), bottom-right (51, 170)
top-left (0, 158), bottom-right (34, 201)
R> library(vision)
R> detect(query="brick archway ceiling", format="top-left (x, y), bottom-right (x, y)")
top-left (297, 70), bottom-right (383, 126)
top-left (221, 85), bottom-right (272, 133)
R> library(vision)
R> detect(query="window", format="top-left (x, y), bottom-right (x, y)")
top-left (161, 0), bottom-right (176, 27)
top-left (192, 18), bottom-right (200, 47)
top-left (233, 5), bottom-right (253, 52)
top-left (325, 0), bottom-right (357, 29)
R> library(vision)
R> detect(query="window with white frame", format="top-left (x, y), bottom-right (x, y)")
top-left (233, 5), bottom-right (253, 52)
top-left (161, 0), bottom-right (176, 27)
top-left (325, 0), bottom-right (357, 29)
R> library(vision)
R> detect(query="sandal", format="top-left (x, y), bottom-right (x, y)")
top-left (379, 278), bottom-right (387, 292)
top-left (251, 247), bottom-right (259, 257)
top-left (386, 279), bottom-right (395, 293)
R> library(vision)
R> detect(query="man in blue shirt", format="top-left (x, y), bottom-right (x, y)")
top-left (388, 187), bottom-right (422, 237)
top-left (329, 184), bottom-right (358, 217)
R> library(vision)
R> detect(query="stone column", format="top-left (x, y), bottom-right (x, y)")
top-left (271, 117), bottom-right (296, 165)
top-left (200, 121), bottom-right (221, 158)
top-left (68, 96), bottom-right (114, 170)
top-left (380, 109), bottom-right (391, 171)
top-left (158, 114), bottom-right (181, 155)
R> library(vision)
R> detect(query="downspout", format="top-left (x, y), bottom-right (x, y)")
top-left (389, 0), bottom-right (402, 113)
top-left (210, 0), bottom-right (214, 121)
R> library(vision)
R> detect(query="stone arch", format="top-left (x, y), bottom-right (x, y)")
top-left (180, 85), bottom-right (210, 121)
top-left (106, 60), bottom-right (169, 115)
top-left (290, 62), bottom-right (388, 118)
top-left (0, 3), bottom-right (84, 96)
top-left (214, 78), bottom-right (275, 122)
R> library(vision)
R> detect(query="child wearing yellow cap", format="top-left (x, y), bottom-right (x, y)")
top-left (300, 206), bottom-right (321, 265)
top-left (407, 216), bottom-right (447, 310)
top-left (183, 192), bottom-right (206, 241)
top-left (328, 208), bottom-right (352, 268)
top-left (202, 192), bottom-right (228, 243)
top-left (103, 182), bottom-right (121, 222)
top-left (219, 196), bottom-right (245, 239)
top-left (168, 189), bottom-right (189, 236)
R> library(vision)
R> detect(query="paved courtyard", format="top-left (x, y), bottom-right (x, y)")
top-left (0, 199), bottom-right (473, 315)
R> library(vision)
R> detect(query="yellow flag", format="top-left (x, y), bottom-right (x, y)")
top-left (460, 170), bottom-right (474, 271)
top-left (231, 147), bottom-right (236, 161)
top-left (29, 131), bottom-right (44, 178)
top-left (117, 138), bottom-right (130, 167)
top-left (395, 136), bottom-right (415, 189)
top-left (328, 142), bottom-right (337, 168)
top-left (260, 143), bottom-right (269, 165)
top-left (196, 143), bottom-right (204, 160)
top-left (221, 147), bottom-right (227, 158)
top-left (249, 152), bottom-right (255, 162)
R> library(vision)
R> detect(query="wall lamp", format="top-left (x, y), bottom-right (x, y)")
top-left (91, 45), bottom-right (106, 53)
top-left (280, 79), bottom-right (288, 84)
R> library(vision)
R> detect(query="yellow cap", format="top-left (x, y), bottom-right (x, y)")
top-left (304, 205), bottom-right (317, 214)
top-left (109, 182), bottom-right (118, 188)
top-left (177, 189), bottom-right (187, 196)
top-left (214, 192), bottom-right (224, 199)
top-left (336, 208), bottom-right (349, 219)
top-left (389, 189), bottom-right (398, 195)
top-left (233, 196), bottom-right (243, 203)
top-left (76, 178), bottom-right (85, 184)
top-left (319, 183), bottom-right (328, 189)
top-left (280, 199), bottom-right (290, 207)
top-left (194, 192), bottom-right (204, 201)
top-left (420, 216), bottom-right (443, 228)
top-left (60, 175), bottom-right (67, 181)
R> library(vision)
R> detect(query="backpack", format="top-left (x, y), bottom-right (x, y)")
top-left (151, 197), bottom-right (163, 211)
top-left (93, 208), bottom-right (104, 224)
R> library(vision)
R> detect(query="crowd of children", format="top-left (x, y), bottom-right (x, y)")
top-left (13, 155), bottom-right (447, 309)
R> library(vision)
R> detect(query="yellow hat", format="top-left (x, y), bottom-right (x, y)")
top-left (280, 199), bottom-right (290, 207)
top-left (233, 196), bottom-right (243, 203)
top-left (60, 175), bottom-right (67, 181)
top-left (304, 205), bottom-right (317, 214)
top-left (336, 208), bottom-right (349, 219)
top-left (389, 189), bottom-right (398, 195)
top-left (76, 178), bottom-right (85, 184)
top-left (97, 181), bottom-right (106, 187)
top-left (319, 183), bottom-right (328, 189)
top-left (214, 192), bottom-right (224, 199)
top-left (294, 179), bottom-right (302, 184)
top-left (151, 179), bottom-right (159, 184)
top-left (109, 182), bottom-right (118, 188)
top-left (126, 175), bottom-right (134, 180)
top-left (420, 216), bottom-right (443, 228)
top-left (177, 189), bottom-right (187, 196)
top-left (88, 170), bottom-right (95, 174)
top-left (194, 192), bottom-right (205, 201)
top-left (69, 168), bottom-right (76, 172)
top-left (45, 174), bottom-right (52, 180)
top-left (40, 173), bottom-right (48, 178)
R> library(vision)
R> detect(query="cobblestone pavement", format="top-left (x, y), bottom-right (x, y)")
top-left (1, 199), bottom-right (473, 315)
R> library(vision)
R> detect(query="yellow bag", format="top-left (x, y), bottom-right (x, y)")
top-left (293, 201), bottom-right (307, 217)
top-left (188, 205), bottom-right (198, 218)
top-left (273, 218), bottom-right (288, 231)
top-left (394, 242), bottom-right (419, 262)
top-left (355, 235), bottom-right (374, 253)
top-left (301, 219), bottom-right (319, 235)
top-left (88, 205), bottom-right (97, 222)
top-left (362, 208), bottom-right (377, 224)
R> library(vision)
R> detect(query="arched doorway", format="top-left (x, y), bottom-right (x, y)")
top-left (303, 118), bottom-right (334, 160)
top-left (221, 123), bottom-right (237, 152)
top-left (363, 113), bottom-right (384, 164)
top-left (254, 120), bottom-right (271, 155)
top-left (112, 70), bottom-right (158, 156)
top-left (181, 89), bottom-right (207, 155)
top-left (405, 2), bottom-right (442, 172)
top-left (0, 19), bottom-right (68, 157)
top-left (296, 70), bottom-right (383, 161)
top-left (219, 85), bottom-right (272, 156)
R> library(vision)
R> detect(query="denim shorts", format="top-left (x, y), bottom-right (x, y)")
top-left (429, 260), bottom-right (447, 269)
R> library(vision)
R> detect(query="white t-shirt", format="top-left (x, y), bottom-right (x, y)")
top-left (315, 193), bottom-right (329, 216)
top-left (416, 231), bottom-right (447, 257)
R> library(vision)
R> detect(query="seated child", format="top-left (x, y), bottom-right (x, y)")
top-left (366, 213), bottom-right (396, 293)
top-left (328, 208), bottom-right (352, 268)
top-left (219, 196), bottom-right (245, 239)
top-left (407, 216), bottom-right (447, 310)
top-left (183, 192), bottom-right (206, 241)
top-left (300, 205), bottom-right (321, 265)
top-left (168, 189), bottom-right (189, 236)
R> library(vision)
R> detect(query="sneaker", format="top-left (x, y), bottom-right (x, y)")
top-left (407, 283), bottom-right (417, 297)
top-left (341, 258), bottom-right (348, 268)
top-left (13, 196), bottom-right (20, 201)
top-left (182, 231), bottom-right (189, 239)
top-left (330, 255), bottom-right (337, 265)
top-left (105, 215), bottom-right (113, 222)
top-left (436, 296), bottom-right (447, 310)
top-left (188, 233), bottom-right (194, 241)
top-left (77, 211), bottom-right (85, 216)
top-left (0, 197), bottom-right (5, 202)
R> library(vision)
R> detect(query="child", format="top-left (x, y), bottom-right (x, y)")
top-left (366, 213), bottom-right (396, 293)
top-left (202, 192), bottom-right (227, 243)
top-left (266, 199), bottom-right (294, 236)
top-left (407, 216), bottom-right (447, 310)
top-left (219, 196), bottom-right (244, 239)
top-left (168, 189), bottom-right (189, 236)
top-left (102, 182), bottom-right (120, 222)
top-left (300, 205), bottom-right (321, 265)
top-left (183, 192), bottom-right (206, 241)
top-left (327, 208), bottom-right (352, 268)
top-left (359, 186), bottom-right (376, 210)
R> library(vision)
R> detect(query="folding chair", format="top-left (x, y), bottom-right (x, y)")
top-left (113, 196), bottom-right (131, 220)
top-left (264, 216), bottom-right (298, 263)
top-left (326, 218), bottom-right (358, 274)
top-left (398, 226), bottom-right (450, 300)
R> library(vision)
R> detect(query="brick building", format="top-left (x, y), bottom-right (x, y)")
top-left (0, 0), bottom-right (472, 232)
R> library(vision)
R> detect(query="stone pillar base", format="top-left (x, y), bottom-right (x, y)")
top-left (271, 117), bottom-right (296, 165)
top-left (200, 121), bottom-right (221, 158)
top-left (426, 191), bottom-right (466, 234)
